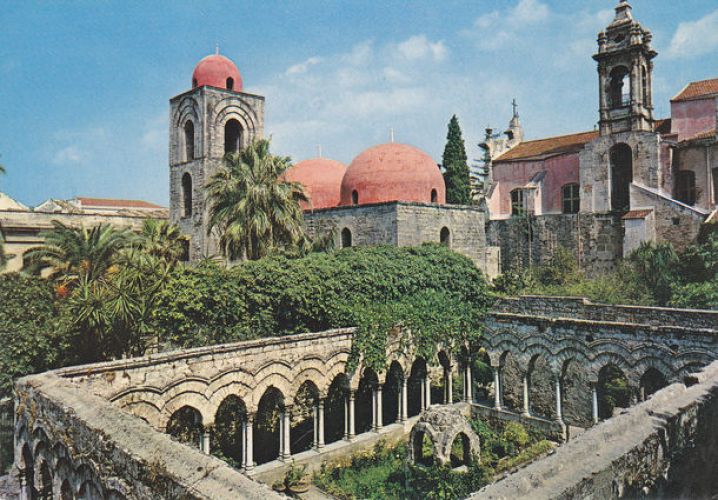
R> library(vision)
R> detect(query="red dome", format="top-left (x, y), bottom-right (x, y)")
top-left (192, 54), bottom-right (243, 92)
top-left (340, 143), bottom-right (445, 206)
top-left (284, 158), bottom-right (346, 210)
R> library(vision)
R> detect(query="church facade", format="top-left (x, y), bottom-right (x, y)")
top-left (483, 0), bottom-right (717, 272)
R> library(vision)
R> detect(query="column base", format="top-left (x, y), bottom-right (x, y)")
top-left (244, 465), bottom-right (255, 475)
top-left (521, 411), bottom-right (531, 418)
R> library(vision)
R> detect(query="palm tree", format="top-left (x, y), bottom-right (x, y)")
top-left (135, 219), bottom-right (188, 265)
top-left (23, 221), bottom-right (132, 283)
top-left (206, 139), bottom-right (308, 260)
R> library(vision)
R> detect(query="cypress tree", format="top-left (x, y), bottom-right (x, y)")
top-left (442, 115), bottom-right (472, 205)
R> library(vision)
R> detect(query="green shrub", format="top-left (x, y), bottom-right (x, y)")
top-left (671, 279), bottom-right (718, 310)
top-left (533, 247), bottom-right (578, 287)
top-left (501, 422), bottom-right (529, 452)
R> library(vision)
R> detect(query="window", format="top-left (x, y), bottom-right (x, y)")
top-left (226, 77), bottom-right (234, 90)
top-left (184, 120), bottom-right (195, 161)
top-left (341, 228), bottom-right (352, 248)
top-left (610, 144), bottom-right (633, 211)
top-left (182, 173), bottom-right (193, 218)
top-left (642, 66), bottom-right (648, 104)
top-left (609, 66), bottom-right (631, 108)
top-left (675, 170), bottom-right (697, 206)
top-left (224, 119), bottom-right (242, 154)
top-left (351, 190), bottom-right (359, 206)
top-left (440, 227), bottom-right (450, 247)
top-left (180, 239), bottom-right (190, 262)
top-left (431, 189), bottom-right (438, 203)
top-left (713, 167), bottom-right (718, 205)
top-left (562, 183), bottom-right (580, 214)
top-left (510, 189), bottom-right (525, 216)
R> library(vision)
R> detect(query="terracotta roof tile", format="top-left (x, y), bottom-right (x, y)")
top-left (680, 128), bottom-right (716, 144)
top-left (495, 131), bottom-right (598, 162)
top-left (623, 209), bottom-right (653, 220)
top-left (76, 197), bottom-right (165, 209)
top-left (672, 78), bottom-right (718, 102)
top-left (655, 118), bottom-right (672, 135)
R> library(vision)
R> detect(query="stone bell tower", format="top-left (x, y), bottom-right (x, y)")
top-left (594, 0), bottom-right (656, 136)
top-left (169, 51), bottom-right (265, 260)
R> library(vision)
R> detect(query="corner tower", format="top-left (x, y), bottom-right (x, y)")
top-left (169, 52), bottom-right (265, 260)
top-left (594, 0), bottom-right (656, 135)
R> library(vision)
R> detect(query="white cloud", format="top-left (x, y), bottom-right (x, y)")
top-left (667, 9), bottom-right (718, 59)
top-left (474, 11), bottom-right (500, 30)
top-left (286, 56), bottom-right (322, 75)
top-left (52, 145), bottom-right (87, 165)
top-left (512, 0), bottom-right (549, 25)
top-left (341, 41), bottom-right (373, 66)
top-left (397, 35), bottom-right (447, 62)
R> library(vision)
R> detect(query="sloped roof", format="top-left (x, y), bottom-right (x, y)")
top-left (495, 131), bottom-right (599, 162)
top-left (679, 128), bottom-right (716, 144)
top-left (0, 192), bottom-right (29, 211)
top-left (75, 197), bottom-right (165, 209)
top-left (672, 78), bottom-right (718, 102)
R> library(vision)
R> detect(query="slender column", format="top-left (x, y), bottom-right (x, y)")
top-left (281, 409), bottom-right (291, 460)
top-left (466, 364), bottom-right (473, 403)
top-left (201, 427), bottom-right (211, 454)
top-left (555, 379), bottom-right (563, 422)
top-left (245, 415), bottom-right (254, 472)
top-left (313, 405), bottom-right (319, 448)
top-left (317, 400), bottom-right (325, 449)
top-left (19, 473), bottom-right (28, 500)
top-left (400, 378), bottom-right (408, 421)
top-left (592, 384), bottom-right (599, 424)
top-left (522, 374), bottom-right (530, 417)
top-left (376, 385), bottom-right (383, 431)
top-left (424, 375), bottom-right (431, 408)
top-left (241, 420), bottom-right (247, 469)
top-left (348, 391), bottom-right (356, 440)
top-left (420, 379), bottom-right (426, 411)
top-left (446, 367), bottom-right (453, 404)
top-left (640, 386), bottom-right (646, 402)
top-left (344, 395), bottom-right (349, 439)
top-left (371, 387), bottom-right (377, 430)
top-left (493, 367), bottom-right (501, 410)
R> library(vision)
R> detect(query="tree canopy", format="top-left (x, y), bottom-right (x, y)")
top-left (442, 115), bottom-right (472, 205)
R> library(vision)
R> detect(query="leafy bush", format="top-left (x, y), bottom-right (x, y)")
top-left (533, 247), bottom-right (578, 287)
top-left (501, 422), bottom-right (529, 455)
top-left (629, 242), bottom-right (679, 306)
top-left (671, 278), bottom-right (718, 310)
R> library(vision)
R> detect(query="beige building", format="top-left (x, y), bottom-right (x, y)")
top-left (0, 194), bottom-right (167, 273)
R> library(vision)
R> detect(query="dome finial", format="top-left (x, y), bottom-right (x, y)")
top-left (390, 127), bottom-right (395, 143)
top-left (215, 42), bottom-right (220, 55)
top-left (317, 144), bottom-right (323, 158)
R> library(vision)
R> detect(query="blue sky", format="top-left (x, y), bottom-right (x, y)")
top-left (1, 0), bottom-right (718, 206)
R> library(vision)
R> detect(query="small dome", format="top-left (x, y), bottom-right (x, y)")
top-left (284, 158), bottom-right (346, 210)
top-left (192, 54), bottom-right (243, 92)
top-left (340, 143), bottom-right (445, 206)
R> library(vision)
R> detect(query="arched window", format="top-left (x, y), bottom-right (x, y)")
top-left (351, 190), bottom-right (359, 206)
top-left (641, 66), bottom-right (648, 104)
top-left (561, 183), bottom-right (580, 214)
top-left (440, 227), bottom-right (450, 247)
top-left (431, 189), bottom-right (438, 203)
top-left (510, 189), bottom-right (525, 216)
top-left (675, 170), bottom-right (697, 206)
top-left (224, 119), bottom-right (242, 154)
top-left (609, 66), bottom-right (630, 109)
top-left (226, 77), bottom-right (234, 90)
top-left (182, 173), bottom-right (193, 218)
top-left (610, 144), bottom-right (633, 211)
top-left (184, 120), bottom-right (195, 161)
top-left (341, 228), bottom-right (352, 248)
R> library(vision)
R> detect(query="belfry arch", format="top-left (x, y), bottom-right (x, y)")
top-left (610, 143), bottom-right (632, 212)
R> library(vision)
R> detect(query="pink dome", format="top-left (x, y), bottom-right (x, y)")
top-left (284, 158), bottom-right (346, 210)
top-left (192, 54), bottom-right (243, 92)
top-left (340, 143), bottom-right (445, 206)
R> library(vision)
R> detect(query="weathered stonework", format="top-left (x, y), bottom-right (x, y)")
top-left (305, 201), bottom-right (500, 277)
top-left (408, 406), bottom-right (481, 466)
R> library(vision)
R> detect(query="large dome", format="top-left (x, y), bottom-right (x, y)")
top-left (340, 143), bottom-right (445, 206)
top-left (192, 54), bottom-right (243, 92)
top-left (284, 158), bottom-right (346, 210)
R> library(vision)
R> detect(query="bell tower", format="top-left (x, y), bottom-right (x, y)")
top-left (594, 0), bottom-right (656, 136)
top-left (169, 51), bottom-right (264, 260)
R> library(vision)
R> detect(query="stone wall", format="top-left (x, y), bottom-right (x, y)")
top-left (487, 212), bottom-right (623, 275)
top-left (472, 360), bottom-right (718, 499)
top-left (14, 373), bottom-right (279, 499)
top-left (471, 404), bottom-right (565, 443)
top-left (305, 201), bottom-right (499, 277)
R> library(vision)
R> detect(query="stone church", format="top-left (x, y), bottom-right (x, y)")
top-left (170, 0), bottom-right (716, 277)
top-left (483, 0), bottom-right (717, 272)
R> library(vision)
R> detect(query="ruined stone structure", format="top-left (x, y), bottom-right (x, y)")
top-left (474, 360), bottom-right (718, 499)
top-left (480, 296), bottom-right (718, 428)
top-left (13, 296), bottom-right (718, 498)
top-left (484, 0), bottom-right (717, 272)
top-left (169, 53), bottom-right (265, 260)
top-left (408, 406), bottom-right (481, 467)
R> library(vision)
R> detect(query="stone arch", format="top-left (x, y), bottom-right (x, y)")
top-left (383, 361), bottom-right (404, 425)
top-left (356, 367), bottom-right (379, 435)
top-left (408, 407), bottom-right (480, 467)
top-left (160, 390), bottom-right (213, 429)
top-left (609, 142), bottom-right (633, 211)
top-left (251, 367), bottom-right (294, 411)
top-left (36, 457), bottom-right (53, 499)
top-left (499, 350), bottom-right (523, 412)
top-left (639, 367), bottom-right (669, 401)
top-left (527, 353), bottom-right (556, 419)
top-left (116, 400), bottom-right (163, 429)
top-left (181, 172), bottom-right (193, 218)
top-left (213, 394), bottom-right (247, 467)
top-left (53, 457), bottom-right (74, 499)
top-left (254, 386), bottom-right (285, 465)
top-left (19, 442), bottom-right (35, 499)
top-left (166, 405), bottom-right (204, 449)
top-left (291, 379), bottom-right (321, 454)
top-left (74, 463), bottom-right (102, 499)
top-left (325, 373), bottom-right (350, 444)
top-left (224, 118), bottom-right (242, 154)
top-left (408, 357), bottom-right (428, 417)
top-left (559, 356), bottom-right (592, 427)
top-left (341, 227), bottom-right (352, 248)
top-left (58, 478), bottom-right (73, 500)
top-left (597, 363), bottom-right (632, 419)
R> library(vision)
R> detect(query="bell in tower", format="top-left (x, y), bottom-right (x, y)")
top-left (594, 0), bottom-right (657, 136)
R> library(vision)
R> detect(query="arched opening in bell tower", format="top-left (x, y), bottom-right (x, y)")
top-left (182, 173), bottom-right (193, 218)
top-left (224, 119), bottom-right (242, 154)
top-left (609, 66), bottom-right (631, 109)
top-left (184, 120), bottom-right (195, 161)
top-left (610, 144), bottom-right (633, 212)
